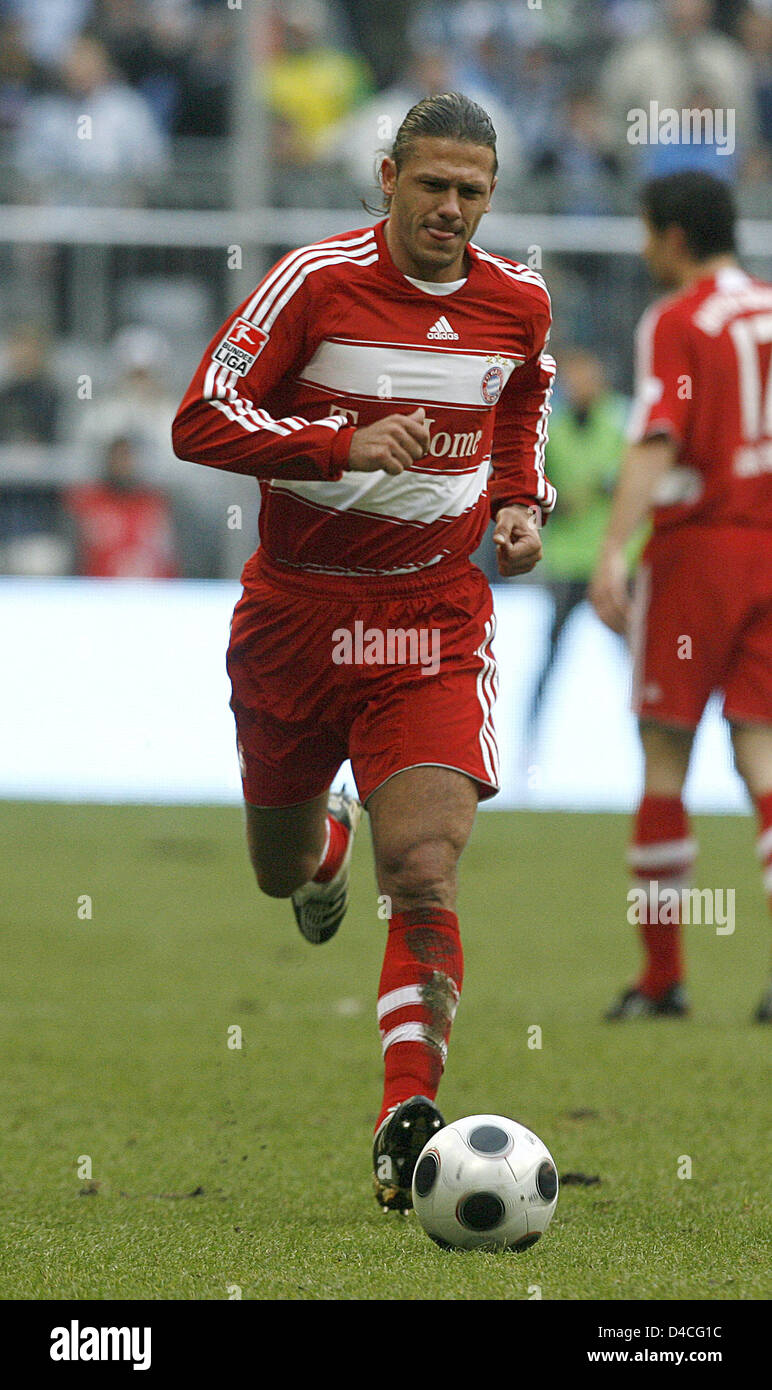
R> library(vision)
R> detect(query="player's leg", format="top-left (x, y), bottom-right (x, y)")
top-left (367, 765), bottom-right (478, 1208)
top-left (345, 565), bottom-right (497, 1208)
top-left (607, 719), bottom-right (696, 1018)
top-left (243, 789), bottom-right (363, 943)
top-left (609, 534), bottom-right (718, 1019)
top-left (244, 794), bottom-right (329, 897)
top-left (228, 573), bottom-right (362, 938)
top-left (730, 722), bottom-right (772, 1021)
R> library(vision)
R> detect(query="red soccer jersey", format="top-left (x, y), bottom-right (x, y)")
top-left (627, 264), bottom-right (772, 531)
top-left (172, 219), bottom-right (556, 581)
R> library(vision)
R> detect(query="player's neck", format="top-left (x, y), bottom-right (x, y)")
top-left (384, 218), bottom-right (468, 283)
top-left (676, 254), bottom-right (737, 290)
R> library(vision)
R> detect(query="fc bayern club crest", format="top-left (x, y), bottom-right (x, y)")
top-left (481, 363), bottom-right (505, 404)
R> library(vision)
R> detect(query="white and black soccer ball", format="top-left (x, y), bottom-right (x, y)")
top-left (411, 1114), bottom-right (559, 1251)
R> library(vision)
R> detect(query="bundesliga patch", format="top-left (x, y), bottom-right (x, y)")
top-left (212, 317), bottom-right (269, 376)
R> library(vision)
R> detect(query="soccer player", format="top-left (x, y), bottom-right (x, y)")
top-left (172, 93), bottom-right (556, 1211)
top-left (590, 170), bottom-right (772, 1022)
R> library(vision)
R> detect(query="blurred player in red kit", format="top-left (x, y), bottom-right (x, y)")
top-left (173, 94), bottom-right (556, 1210)
top-left (590, 171), bottom-right (772, 1022)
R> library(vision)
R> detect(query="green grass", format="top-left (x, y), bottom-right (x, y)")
top-left (1, 803), bottom-right (770, 1301)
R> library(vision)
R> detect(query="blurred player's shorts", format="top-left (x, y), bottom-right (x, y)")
top-left (630, 524), bottom-right (772, 729)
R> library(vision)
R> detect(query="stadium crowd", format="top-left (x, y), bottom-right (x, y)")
top-left (0, 0), bottom-right (770, 577)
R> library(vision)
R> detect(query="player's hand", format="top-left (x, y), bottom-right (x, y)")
top-left (346, 408), bottom-right (431, 476)
top-left (493, 505), bottom-right (543, 577)
top-left (589, 548), bottom-right (630, 634)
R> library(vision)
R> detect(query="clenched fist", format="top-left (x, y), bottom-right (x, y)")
top-left (493, 505), bottom-right (543, 577)
top-left (347, 408), bottom-right (431, 476)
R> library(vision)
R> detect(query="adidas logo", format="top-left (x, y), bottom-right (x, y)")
top-left (427, 315), bottom-right (459, 341)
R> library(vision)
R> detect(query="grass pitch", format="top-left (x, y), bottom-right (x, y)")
top-left (1, 802), bottom-right (770, 1301)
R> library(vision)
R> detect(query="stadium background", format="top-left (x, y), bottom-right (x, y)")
top-left (1, 0), bottom-right (770, 811)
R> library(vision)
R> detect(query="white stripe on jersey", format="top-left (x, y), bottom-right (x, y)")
top-left (245, 236), bottom-right (378, 334)
top-left (472, 245), bottom-right (552, 306)
top-left (627, 303), bottom-right (665, 443)
top-left (298, 339), bottom-right (519, 407)
top-left (268, 452), bottom-right (491, 526)
top-left (260, 250), bottom-right (380, 334)
top-left (242, 229), bottom-right (377, 325)
top-left (533, 352), bottom-right (557, 508)
top-left (327, 335), bottom-right (528, 361)
top-left (203, 363), bottom-right (344, 441)
top-left (628, 561), bottom-right (651, 715)
top-left (203, 363), bottom-right (294, 437)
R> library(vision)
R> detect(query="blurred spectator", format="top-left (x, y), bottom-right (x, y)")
top-left (0, 323), bottom-right (61, 443)
top-left (4, 0), bottom-right (94, 69)
top-left (532, 88), bottom-right (622, 212)
top-left (262, 0), bottom-right (374, 170)
top-left (526, 349), bottom-right (629, 739)
top-left (71, 324), bottom-right (237, 577)
top-left (173, 10), bottom-right (233, 138)
top-left (64, 435), bottom-right (179, 577)
top-left (90, 0), bottom-right (188, 132)
top-left (409, 3), bottom-right (567, 168)
top-left (335, 0), bottom-right (413, 87)
top-left (601, 0), bottom-right (760, 178)
top-left (739, 3), bottom-right (772, 161)
top-left (13, 33), bottom-right (168, 203)
top-left (72, 324), bottom-right (178, 483)
top-left (0, 17), bottom-right (45, 137)
top-left (318, 45), bottom-right (522, 199)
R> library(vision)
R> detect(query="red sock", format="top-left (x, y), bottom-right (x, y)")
top-left (375, 907), bottom-right (463, 1133)
top-left (628, 795), bottom-right (696, 998)
top-left (756, 791), bottom-right (772, 927)
top-left (312, 814), bottom-right (349, 883)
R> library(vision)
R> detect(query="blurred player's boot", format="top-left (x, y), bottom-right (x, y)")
top-left (291, 791), bottom-right (361, 945)
top-left (372, 1095), bottom-right (444, 1213)
top-left (605, 982), bottom-right (690, 1020)
top-left (753, 983), bottom-right (772, 1023)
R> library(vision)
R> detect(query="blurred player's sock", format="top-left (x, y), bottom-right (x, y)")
top-left (374, 908), bottom-right (463, 1133)
top-left (312, 812), bottom-right (350, 883)
top-left (628, 795), bottom-right (696, 998)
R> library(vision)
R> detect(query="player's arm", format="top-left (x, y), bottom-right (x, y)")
top-left (172, 265), bottom-right (359, 483)
top-left (590, 303), bottom-right (691, 633)
top-left (488, 304), bottom-right (557, 577)
top-left (172, 270), bottom-right (430, 481)
top-left (589, 435), bottom-right (677, 633)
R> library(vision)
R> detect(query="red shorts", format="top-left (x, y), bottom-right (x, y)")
top-left (629, 525), bottom-right (772, 729)
top-left (227, 553), bottom-right (500, 807)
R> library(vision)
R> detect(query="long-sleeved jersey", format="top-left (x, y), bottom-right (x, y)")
top-left (172, 219), bottom-right (556, 580)
top-left (628, 264), bottom-right (772, 532)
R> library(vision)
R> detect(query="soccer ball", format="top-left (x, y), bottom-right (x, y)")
top-left (411, 1114), bottom-right (559, 1251)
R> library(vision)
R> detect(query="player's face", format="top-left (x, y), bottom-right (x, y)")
top-left (642, 216), bottom-right (682, 288)
top-left (382, 138), bottom-right (497, 281)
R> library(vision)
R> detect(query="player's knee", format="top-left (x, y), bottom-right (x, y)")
top-left (252, 851), bottom-right (319, 899)
top-left (378, 836), bottom-right (459, 911)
